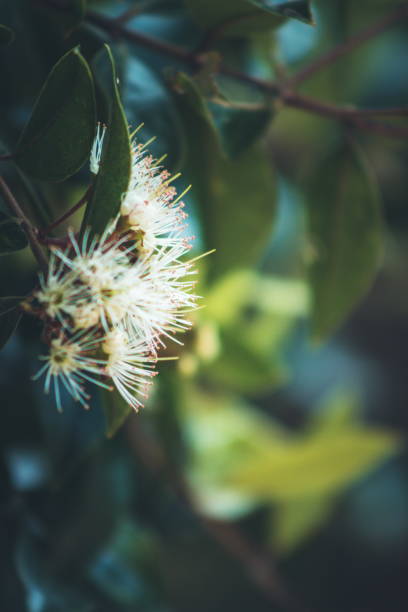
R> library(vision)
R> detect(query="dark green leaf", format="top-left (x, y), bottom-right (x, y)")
top-left (0, 24), bottom-right (14, 45)
top-left (208, 101), bottom-right (272, 157)
top-left (88, 520), bottom-right (162, 608)
top-left (184, 0), bottom-right (313, 35)
top-left (82, 45), bottom-right (131, 236)
top-left (15, 47), bottom-right (96, 182)
top-left (0, 296), bottom-right (23, 316)
top-left (0, 212), bottom-right (28, 255)
top-left (0, 296), bottom-right (22, 349)
top-left (249, 1), bottom-right (313, 24)
top-left (33, 0), bottom-right (87, 36)
top-left (101, 390), bottom-right (132, 439)
top-left (307, 141), bottom-right (383, 341)
top-left (173, 73), bottom-right (276, 278)
top-left (61, 0), bottom-right (87, 35)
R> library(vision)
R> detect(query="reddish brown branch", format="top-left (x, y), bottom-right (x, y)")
top-left (0, 176), bottom-right (48, 271)
top-left (43, 186), bottom-right (92, 234)
top-left (34, 0), bottom-right (408, 140)
top-left (288, 3), bottom-right (408, 87)
top-left (283, 92), bottom-right (408, 139)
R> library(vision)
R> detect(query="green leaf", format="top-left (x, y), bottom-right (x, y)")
top-left (173, 73), bottom-right (276, 278)
top-left (0, 296), bottom-right (23, 349)
top-left (0, 212), bottom-right (28, 254)
top-left (15, 47), bottom-right (96, 182)
top-left (88, 520), bottom-right (162, 608)
top-left (82, 45), bottom-right (131, 237)
top-left (203, 327), bottom-right (286, 393)
top-left (181, 387), bottom-right (401, 517)
top-left (180, 388), bottom-right (287, 518)
top-left (200, 271), bottom-right (308, 392)
top-left (209, 101), bottom-right (272, 158)
top-left (60, 0), bottom-right (87, 35)
top-left (0, 24), bottom-right (14, 45)
top-left (38, 0), bottom-right (87, 36)
top-left (101, 390), bottom-right (132, 439)
top-left (272, 496), bottom-right (333, 555)
top-left (307, 141), bottom-right (383, 341)
top-left (249, 1), bottom-right (313, 23)
top-left (184, 0), bottom-right (313, 36)
top-left (229, 426), bottom-right (400, 500)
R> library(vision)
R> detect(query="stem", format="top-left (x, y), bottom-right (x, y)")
top-left (0, 153), bottom-right (13, 161)
top-left (44, 186), bottom-right (92, 233)
top-left (0, 176), bottom-right (48, 272)
top-left (288, 3), bottom-right (408, 87)
top-left (126, 417), bottom-right (307, 612)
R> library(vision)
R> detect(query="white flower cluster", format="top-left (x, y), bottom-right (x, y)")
top-left (30, 132), bottom-right (198, 412)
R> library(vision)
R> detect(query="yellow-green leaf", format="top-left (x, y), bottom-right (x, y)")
top-left (229, 427), bottom-right (400, 500)
top-left (272, 496), bottom-right (334, 555)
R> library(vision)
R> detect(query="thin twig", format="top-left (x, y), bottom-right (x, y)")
top-left (288, 2), bottom-right (408, 87)
top-left (0, 153), bottom-right (13, 161)
top-left (0, 176), bottom-right (48, 271)
top-left (43, 186), bottom-right (92, 233)
top-left (125, 416), bottom-right (307, 612)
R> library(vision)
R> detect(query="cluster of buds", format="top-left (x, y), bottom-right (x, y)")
top-left (26, 129), bottom-right (199, 412)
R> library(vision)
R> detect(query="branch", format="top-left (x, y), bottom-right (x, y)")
top-left (0, 176), bottom-right (48, 272)
top-left (85, 5), bottom-right (408, 135)
top-left (283, 92), bottom-right (408, 139)
top-left (288, 3), bottom-right (408, 87)
top-left (43, 185), bottom-right (92, 233)
top-left (35, 0), bottom-right (408, 139)
top-left (125, 416), bottom-right (307, 612)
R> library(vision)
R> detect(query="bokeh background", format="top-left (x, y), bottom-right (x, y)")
top-left (1, 1), bottom-right (408, 611)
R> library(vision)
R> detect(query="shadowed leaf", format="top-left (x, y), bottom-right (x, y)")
top-left (0, 24), bottom-right (14, 45)
top-left (0, 212), bottom-right (27, 255)
top-left (173, 73), bottom-right (276, 278)
top-left (82, 45), bottom-right (131, 237)
top-left (307, 141), bottom-right (383, 341)
top-left (0, 296), bottom-right (23, 350)
top-left (15, 47), bottom-right (96, 182)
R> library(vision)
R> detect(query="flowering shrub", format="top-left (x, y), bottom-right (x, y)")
top-left (25, 132), bottom-right (198, 411)
top-left (0, 2), bottom-right (407, 612)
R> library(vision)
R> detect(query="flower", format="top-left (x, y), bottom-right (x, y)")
top-left (90, 123), bottom-right (107, 175)
top-left (31, 127), bottom-right (203, 414)
top-left (50, 226), bottom-right (136, 331)
top-left (102, 327), bottom-right (157, 410)
top-left (120, 141), bottom-right (193, 256)
top-left (32, 329), bottom-right (111, 412)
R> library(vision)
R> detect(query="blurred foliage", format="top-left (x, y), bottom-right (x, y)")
top-left (1, 0), bottom-right (408, 611)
